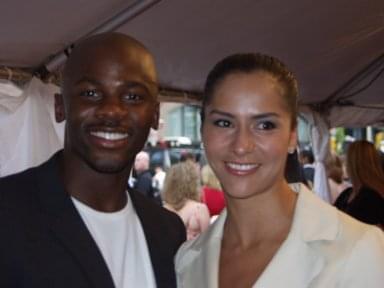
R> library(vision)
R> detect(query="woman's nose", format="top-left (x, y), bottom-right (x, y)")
top-left (232, 127), bottom-right (255, 156)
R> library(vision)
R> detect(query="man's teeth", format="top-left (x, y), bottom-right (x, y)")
top-left (227, 163), bottom-right (259, 171)
top-left (90, 131), bottom-right (128, 140)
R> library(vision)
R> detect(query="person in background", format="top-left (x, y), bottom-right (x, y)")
top-left (163, 161), bottom-right (210, 240)
top-left (298, 149), bottom-right (315, 188)
top-left (153, 165), bottom-right (166, 194)
top-left (285, 149), bottom-right (308, 186)
top-left (175, 53), bottom-right (384, 288)
top-left (335, 140), bottom-right (384, 228)
top-left (133, 151), bottom-right (162, 205)
top-left (201, 164), bottom-right (226, 217)
top-left (0, 32), bottom-right (186, 288)
top-left (326, 153), bottom-right (351, 204)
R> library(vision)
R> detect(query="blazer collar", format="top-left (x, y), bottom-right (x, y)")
top-left (255, 184), bottom-right (340, 287)
top-left (35, 151), bottom-right (115, 288)
top-left (179, 183), bottom-right (340, 288)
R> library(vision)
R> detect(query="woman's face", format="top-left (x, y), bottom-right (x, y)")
top-left (202, 71), bottom-right (296, 200)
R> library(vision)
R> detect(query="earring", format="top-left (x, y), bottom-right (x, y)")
top-left (288, 147), bottom-right (295, 154)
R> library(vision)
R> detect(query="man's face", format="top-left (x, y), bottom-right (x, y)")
top-left (55, 41), bottom-right (159, 173)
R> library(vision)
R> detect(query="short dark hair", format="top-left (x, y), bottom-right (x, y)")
top-left (201, 53), bottom-right (298, 127)
top-left (300, 149), bottom-right (314, 164)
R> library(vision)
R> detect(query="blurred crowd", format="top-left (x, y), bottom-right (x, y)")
top-left (131, 139), bottom-right (384, 238)
top-left (130, 150), bottom-right (226, 240)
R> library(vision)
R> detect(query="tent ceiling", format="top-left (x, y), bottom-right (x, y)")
top-left (0, 0), bottom-right (383, 114)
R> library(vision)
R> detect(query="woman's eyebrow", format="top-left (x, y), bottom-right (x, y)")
top-left (209, 109), bottom-right (280, 120)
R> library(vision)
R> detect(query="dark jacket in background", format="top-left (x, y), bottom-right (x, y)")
top-left (134, 169), bottom-right (162, 205)
top-left (334, 186), bottom-right (384, 226)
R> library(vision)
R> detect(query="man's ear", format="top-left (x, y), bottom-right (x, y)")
top-left (151, 102), bottom-right (160, 130)
top-left (54, 93), bottom-right (66, 123)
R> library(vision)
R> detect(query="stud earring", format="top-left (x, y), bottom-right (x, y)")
top-left (288, 147), bottom-right (295, 154)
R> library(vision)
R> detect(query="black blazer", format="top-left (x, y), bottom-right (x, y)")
top-left (0, 151), bottom-right (186, 288)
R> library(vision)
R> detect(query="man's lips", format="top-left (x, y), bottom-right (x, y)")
top-left (225, 162), bottom-right (260, 175)
top-left (90, 131), bottom-right (129, 141)
top-left (88, 129), bottom-right (131, 149)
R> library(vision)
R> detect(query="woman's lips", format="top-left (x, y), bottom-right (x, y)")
top-left (225, 162), bottom-right (260, 176)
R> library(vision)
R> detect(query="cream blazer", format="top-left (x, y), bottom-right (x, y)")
top-left (175, 184), bottom-right (384, 288)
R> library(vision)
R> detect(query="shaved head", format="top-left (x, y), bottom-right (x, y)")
top-left (62, 32), bottom-right (158, 96)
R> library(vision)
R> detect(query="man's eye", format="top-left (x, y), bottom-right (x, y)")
top-left (80, 89), bottom-right (100, 99)
top-left (123, 92), bottom-right (142, 102)
top-left (257, 121), bottom-right (276, 130)
top-left (213, 119), bottom-right (232, 128)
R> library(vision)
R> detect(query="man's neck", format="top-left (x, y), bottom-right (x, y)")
top-left (58, 153), bottom-right (131, 212)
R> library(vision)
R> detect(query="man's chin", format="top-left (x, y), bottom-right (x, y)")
top-left (87, 159), bottom-right (129, 174)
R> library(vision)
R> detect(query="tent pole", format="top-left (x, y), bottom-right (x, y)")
top-left (41, 0), bottom-right (162, 74)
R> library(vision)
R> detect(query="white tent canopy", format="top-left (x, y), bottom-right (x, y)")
top-left (0, 0), bottom-right (382, 125)
top-left (0, 0), bottom-right (383, 201)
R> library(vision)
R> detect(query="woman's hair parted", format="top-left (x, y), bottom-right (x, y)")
top-left (201, 53), bottom-right (299, 128)
top-left (162, 161), bottom-right (201, 211)
top-left (346, 140), bottom-right (384, 197)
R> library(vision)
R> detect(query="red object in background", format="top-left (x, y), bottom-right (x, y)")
top-left (201, 186), bottom-right (226, 216)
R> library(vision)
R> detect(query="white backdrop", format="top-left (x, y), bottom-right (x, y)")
top-left (0, 77), bottom-right (64, 177)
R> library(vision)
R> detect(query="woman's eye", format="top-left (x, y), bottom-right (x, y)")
top-left (257, 121), bottom-right (276, 130)
top-left (213, 119), bottom-right (232, 128)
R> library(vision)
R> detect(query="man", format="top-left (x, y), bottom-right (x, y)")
top-left (133, 151), bottom-right (162, 205)
top-left (0, 32), bottom-right (186, 288)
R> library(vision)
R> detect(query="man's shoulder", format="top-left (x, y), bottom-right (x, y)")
top-left (130, 188), bottom-right (178, 220)
top-left (130, 189), bottom-right (185, 229)
top-left (130, 188), bottom-right (187, 245)
top-left (0, 155), bottom-right (58, 208)
top-left (0, 165), bottom-right (39, 199)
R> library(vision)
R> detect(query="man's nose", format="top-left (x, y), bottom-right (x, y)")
top-left (95, 96), bottom-right (126, 121)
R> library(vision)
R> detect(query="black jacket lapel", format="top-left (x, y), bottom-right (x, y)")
top-left (36, 152), bottom-right (115, 288)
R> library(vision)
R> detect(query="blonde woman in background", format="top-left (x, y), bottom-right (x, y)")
top-left (163, 161), bottom-right (210, 240)
top-left (201, 164), bottom-right (226, 217)
top-left (326, 153), bottom-right (351, 204)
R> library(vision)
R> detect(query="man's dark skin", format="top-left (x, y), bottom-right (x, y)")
top-left (55, 32), bottom-right (159, 212)
top-left (0, 32), bottom-right (186, 288)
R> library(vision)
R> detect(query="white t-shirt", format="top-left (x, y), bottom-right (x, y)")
top-left (72, 193), bottom-right (156, 288)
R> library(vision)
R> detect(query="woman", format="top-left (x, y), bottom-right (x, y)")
top-left (327, 153), bottom-right (350, 204)
top-left (175, 53), bottom-right (384, 287)
top-left (335, 140), bottom-right (384, 227)
top-left (163, 161), bottom-right (210, 240)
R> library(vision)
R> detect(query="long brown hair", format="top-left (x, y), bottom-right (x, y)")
top-left (346, 140), bottom-right (384, 197)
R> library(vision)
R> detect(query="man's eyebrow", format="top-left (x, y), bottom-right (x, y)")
top-left (208, 109), bottom-right (280, 120)
top-left (73, 77), bottom-right (157, 90)
top-left (74, 76), bottom-right (102, 86)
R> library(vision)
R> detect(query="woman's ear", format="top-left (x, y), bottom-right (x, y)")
top-left (54, 93), bottom-right (66, 123)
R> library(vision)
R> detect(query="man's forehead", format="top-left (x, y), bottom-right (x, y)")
top-left (62, 33), bottom-right (157, 84)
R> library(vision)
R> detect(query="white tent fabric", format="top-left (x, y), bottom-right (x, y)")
top-left (300, 107), bottom-right (331, 203)
top-left (0, 78), bottom-right (64, 177)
